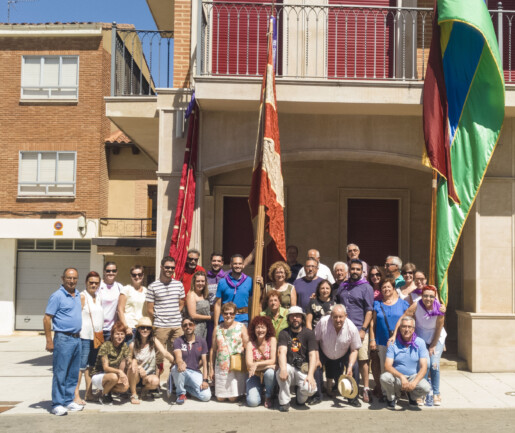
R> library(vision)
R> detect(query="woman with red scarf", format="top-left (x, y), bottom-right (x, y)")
top-left (392, 285), bottom-right (446, 406)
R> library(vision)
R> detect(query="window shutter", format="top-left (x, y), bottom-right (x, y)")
top-left (22, 58), bottom-right (41, 87)
top-left (42, 57), bottom-right (59, 87)
top-left (19, 152), bottom-right (38, 182)
top-left (39, 153), bottom-right (57, 182)
top-left (57, 153), bottom-right (75, 182)
top-left (61, 57), bottom-right (78, 87)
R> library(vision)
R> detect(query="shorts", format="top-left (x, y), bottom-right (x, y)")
top-left (80, 339), bottom-right (99, 371)
top-left (91, 373), bottom-right (106, 390)
top-left (358, 331), bottom-right (370, 361)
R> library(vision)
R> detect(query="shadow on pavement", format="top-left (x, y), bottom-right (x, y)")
top-left (29, 400), bottom-right (52, 412)
top-left (18, 354), bottom-right (53, 367)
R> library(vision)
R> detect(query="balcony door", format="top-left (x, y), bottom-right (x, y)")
top-left (328, 0), bottom-right (395, 79)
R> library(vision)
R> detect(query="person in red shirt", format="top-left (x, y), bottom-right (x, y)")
top-left (181, 249), bottom-right (205, 296)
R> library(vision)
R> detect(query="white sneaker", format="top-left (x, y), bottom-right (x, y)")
top-left (51, 405), bottom-right (68, 416)
top-left (66, 402), bottom-right (84, 412)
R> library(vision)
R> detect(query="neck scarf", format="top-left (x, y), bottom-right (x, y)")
top-left (413, 288), bottom-right (423, 295)
top-left (341, 278), bottom-right (368, 291)
top-left (225, 272), bottom-right (248, 295)
top-left (418, 298), bottom-right (445, 318)
top-left (207, 268), bottom-right (226, 280)
top-left (397, 331), bottom-right (419, 349)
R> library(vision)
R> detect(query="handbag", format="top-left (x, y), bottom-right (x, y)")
top-left (222, 328), bottom-right (247, 372)
top-left (379, 303), bottom-right (394, 338)
top-left (229, 353), bottom-right (247, 372)
top-left (87, 295), bottom-right (104, 349)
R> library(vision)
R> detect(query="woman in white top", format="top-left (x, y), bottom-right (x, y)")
top-left (127, 317), bottom-right (175, 404)
top-left (397, 263), bottom-right (419, 304)
top-left (118, 265), bottom-right (147, 343)
top-left (98, 262), bottom-right (123, 340)
top-left (74, 271), bottom-right (104, 404)
top-left (393, 285), bottom-right (446, 406)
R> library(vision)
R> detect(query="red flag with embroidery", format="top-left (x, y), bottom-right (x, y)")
top-left (169, 105), bottom-right (198, 280)
top-left (248, 19), bottom-right (286, 262)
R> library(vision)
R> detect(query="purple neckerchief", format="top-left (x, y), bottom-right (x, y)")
top-left (418, 299), bottom-right (445, 318)
top-left (225, 272), bottom-right (248, 295)
top-left (397, 332), bottom-right (419, 349)
top-left (413, 288), bottom-right (423, 295)
top-left (207, 268), bottom-right (226, 281)
top-left (340, 278), bottom-right (368, 291)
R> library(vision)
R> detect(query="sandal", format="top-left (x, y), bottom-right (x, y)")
top-left (130, 394), bottom-right (141, 405)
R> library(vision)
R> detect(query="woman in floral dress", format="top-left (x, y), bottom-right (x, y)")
top-left (209, 302), bottom-right (249, 401)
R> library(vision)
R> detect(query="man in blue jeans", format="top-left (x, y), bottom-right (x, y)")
top-left (43, 268), bottom-right (83, 416)
top-left (170, 317), bottom-right (211, 404)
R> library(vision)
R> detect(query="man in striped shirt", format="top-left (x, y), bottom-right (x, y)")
top-left (146, 256), bottom-right (185, 377)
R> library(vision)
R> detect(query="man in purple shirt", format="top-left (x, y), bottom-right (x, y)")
top-left (170, 317), bottom-right (211, 404)
top-left (293, 258), bottom-right (323, 312)
top-left (336, 259), bottom-right (374, 403)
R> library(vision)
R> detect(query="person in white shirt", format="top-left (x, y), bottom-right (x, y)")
top-left (98, 262), bottom-right (123, 340)
top-left (314, 304), bottom-right (362, 406)
top-left (118, 265), bottom-right (148, 344)
top-left (296, 249), bottom-right (335, 284)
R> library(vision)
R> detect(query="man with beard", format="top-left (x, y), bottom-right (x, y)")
top-left (205, 252), bottom-right (226, 348)
top-left (293, 258), bottom-right (324, 312)
top-left (336, 259), bottom-right (374, 405)
top-left (181, 249), bottom-right (205, 296)
top-left (171, 317), bottom-right (211, 404)
top-left (276, 306), bottom-right (318, 412)
top-left (213, 254), bottom-right (253, 326)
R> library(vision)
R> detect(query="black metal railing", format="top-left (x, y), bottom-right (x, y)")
top-left (99, 218), bottom-right (156, 238)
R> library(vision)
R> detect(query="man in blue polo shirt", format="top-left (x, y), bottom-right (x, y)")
top-left (213, 254), bottom-right (253, 326)
top-left (43, 267), bottom-right (83, 416)
top-left (381, 316), bottom-right (431, 409)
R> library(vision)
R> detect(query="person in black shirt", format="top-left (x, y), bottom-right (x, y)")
top-left (276, 306), bottom-right (318, 412)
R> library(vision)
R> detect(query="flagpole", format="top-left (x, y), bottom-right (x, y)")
top-left (250, 17), bottom-right (275, 320)
top-left (429, 169), bottom-right (437, 287)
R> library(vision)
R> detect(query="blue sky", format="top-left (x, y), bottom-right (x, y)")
top-left (2, 0), bottom-right (157, 29)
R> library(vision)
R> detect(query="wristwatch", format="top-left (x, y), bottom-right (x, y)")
top-left (361, 327), bottom-right (367, 332)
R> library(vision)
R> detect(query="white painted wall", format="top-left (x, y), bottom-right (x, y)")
top-left (0, 239), bottom-right (16, 335)
top-left (0, 218), bottom-right (98, 239)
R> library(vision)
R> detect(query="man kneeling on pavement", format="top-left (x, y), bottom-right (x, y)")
top-left (380, 316), bottom-right (431, 409)
top-left (276, 306), bottom-right (318, 412)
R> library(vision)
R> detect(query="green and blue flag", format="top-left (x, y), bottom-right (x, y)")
top-left (423, 0), bottom-right (505, 304)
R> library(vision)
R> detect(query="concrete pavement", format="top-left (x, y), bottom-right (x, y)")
top-left (2, 333), bottom-right (515, 415)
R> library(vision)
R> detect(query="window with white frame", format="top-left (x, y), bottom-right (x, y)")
top-left (18, 151), bottom-right (76, 196)
top-left (21, 56), bottom-right (79, 100)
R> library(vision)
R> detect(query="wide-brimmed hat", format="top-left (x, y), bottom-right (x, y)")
top-left (338, 374), bottom-right (359, 399)
top-left (287, 306), bottom-right (306, 317)
top-left (136, 317), bottom-right (154, 328)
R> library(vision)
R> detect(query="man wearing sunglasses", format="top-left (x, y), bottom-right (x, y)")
top-left (146, 256), bottom-right (186, 378)
top-left (170, 317), bottom-right (211, 405)
top-left (180, 248), bottom-right (205, 296)
top-left (384, 256), bottom-right (405, 289)
top-left (98, 262), bottom-right (123, 341)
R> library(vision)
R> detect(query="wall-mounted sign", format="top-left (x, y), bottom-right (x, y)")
top-left (54, 221), bottom-right (63, 236)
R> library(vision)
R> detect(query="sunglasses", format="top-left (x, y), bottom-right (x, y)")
top-left (370, 273), bottom-right (381, 278)
top-left (182, 323), bottom-right (195, 328)
top-left (384, 263), bottom-right (395, 268)
top-left (163, 266), bottom-right (175, 270)
top-left (139, 326), bottom-right (152, 331)
top-left (187, 257), bottom-right (199, 261)
top-left (131, 273), bottom-right (143, 278)
top-left (402, 271), bottom-right (414, 275)
top-left (223, 312), bottom-right (235, 316)
top-left (105, 269), bottom-right (117, 273)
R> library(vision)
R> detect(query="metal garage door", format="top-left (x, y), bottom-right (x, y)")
top-left (16, 251), bottom-right (91, 330)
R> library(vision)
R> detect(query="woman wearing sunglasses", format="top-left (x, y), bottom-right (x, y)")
top-left (209, 302), bottom-right (249, 402)
top-left (127, 317), bottom-right (175, 404)
top-left (118, 265), bottom-right (147, 344)
top-left (397, 263), bottom-right (419, 304)
top-left (392, 285), bottom-right (446, 406)
top-left (367, 266), bottom-right (385, 399)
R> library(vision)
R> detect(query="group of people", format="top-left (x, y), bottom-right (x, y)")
top-left (44, 245), bottom-right (446, 415)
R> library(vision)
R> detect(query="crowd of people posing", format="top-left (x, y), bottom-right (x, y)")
top-left (44, 245), bottom-right (446, 415)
